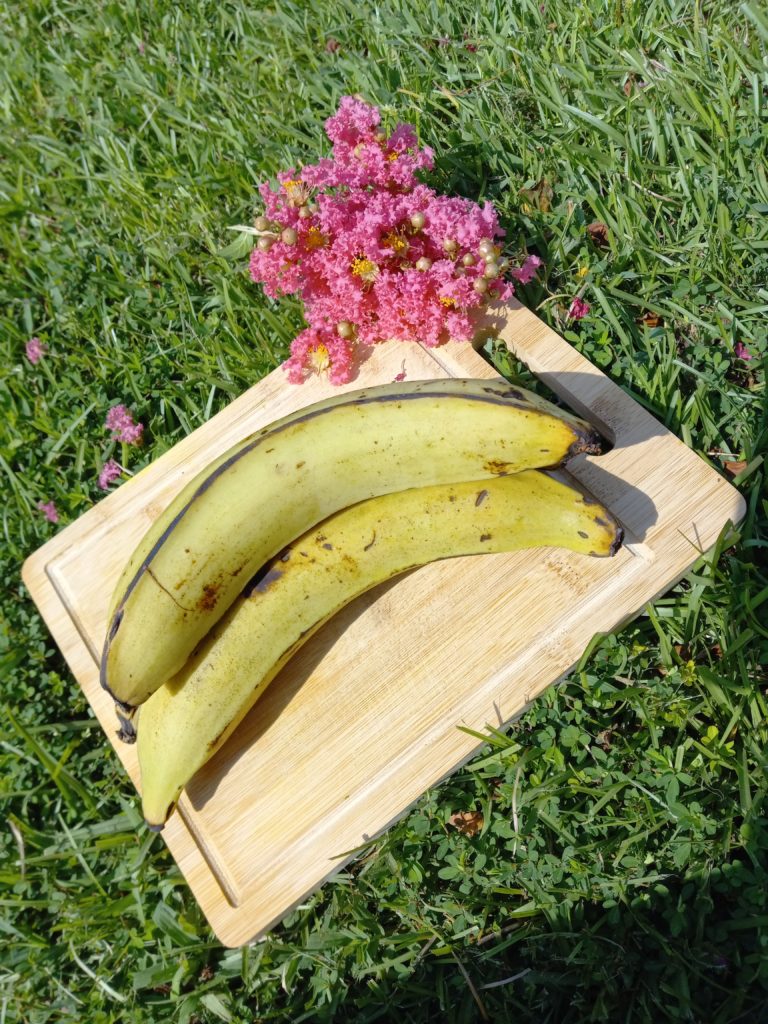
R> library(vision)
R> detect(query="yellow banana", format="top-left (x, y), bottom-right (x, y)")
top-left (138, 470), bottom-right (622, 828)
top-left (102, 378), bottom-right (603, 709)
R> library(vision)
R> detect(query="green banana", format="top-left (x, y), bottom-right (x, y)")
top-left (137, 470), bottom-right (622, 828)
top-left (102, 378), bottom-right (603, 709)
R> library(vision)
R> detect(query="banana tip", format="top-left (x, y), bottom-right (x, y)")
top-left (115, 716), bottom-right (137, 745)
top-left (145, 820), bottom-right (166, 833)
top-left (568, 429), bottom-right (604, 461)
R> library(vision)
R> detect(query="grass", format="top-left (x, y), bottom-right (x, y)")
top-left (1, 0), bottom-right (766, 1020)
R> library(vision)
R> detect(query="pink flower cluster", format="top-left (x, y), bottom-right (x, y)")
top-left (26, 337), bottom-right (47, 364)
top-left (37, 500), bottom-right (59, 523)
top-left (105, 404), bottom-right (144, 444)
top-left (98, 458), bottom-right (123, 490)
top-left (568, 297), bottom-right (590, 321)
top-left (99, 404), bottom-right (144, 489)
top-left (249, 97), bottom-right (542, 385)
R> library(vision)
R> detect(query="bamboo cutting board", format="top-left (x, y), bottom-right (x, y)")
top-left (22, 301), bottom-right (745, 947)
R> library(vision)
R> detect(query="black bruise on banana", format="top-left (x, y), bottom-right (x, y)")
top-left (242, 566), bottom-right (285, 597)
top-left (101, 380), bottom-right (605, 702)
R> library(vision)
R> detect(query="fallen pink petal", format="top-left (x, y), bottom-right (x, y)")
top-left (510, 254), bottom-right (543, 285)
top-left (568, 296), bottom-right (591, 320)
top-left (25, 337), bottom-right (47, 364)
top-left (734, 342), bottom-right (754, 361)
top-left (98, 459), bottom-right (123, 490)
top-left (36, 500), bottom-right (59, 523)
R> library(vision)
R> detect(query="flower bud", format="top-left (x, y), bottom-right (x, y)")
top-left (281, 227), bottom-right (298, 245)
top-left (257, 236), bottom-right (273, 252)
top-left (473, 277), bottom-right (489, 294)
top-left (410, 211), bottom-right (426, 230)
top-left (483, 262), bottom-right (500, 280)
top-left (416, 257), bottom-right (432, 271)
top-left (461, 253), bottom-right (476, 267)
top-left (478, 238), bottom-right (494, 257)
top-left (337, 321), bottom-right (353, 339)
top-left (442, 238), bottom-right (458, 255)
top-left (254, 215), bottom-right (270, 231)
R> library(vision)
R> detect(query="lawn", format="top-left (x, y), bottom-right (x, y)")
top-left (1, 1), bottom-right (767, 1021)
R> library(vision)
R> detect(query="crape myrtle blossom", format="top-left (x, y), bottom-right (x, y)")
top-left (105, 404), bottom-right (144, 444)
top-left (250, 96), bottom-right (535, 385)
top-left (734, 341), bottom-right (753, 361)
top-left (98, 459), bottom-right (123, 490)
top-left (25, 337), bottom-right (47, 364)
top-left (510, 254), bottom-right (543, 285)
top-left (37, 500), bottom-right (59, 523)
top-left (568, 296), bottom-right (591, 321)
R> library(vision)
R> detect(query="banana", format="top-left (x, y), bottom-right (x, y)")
top-left (102, 378), bottom-right (603, 709)
top-left (137, 470), bottom-right (622, 828)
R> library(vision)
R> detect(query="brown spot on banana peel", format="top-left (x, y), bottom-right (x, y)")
top-left (480, 533), bottom-right (492, 542)
top-left (484, 459), bottom-right (511, 476)
top-left (475, 489), bottom-right (489, 506)
top-left (363, 531), bottom-right (377, 551)
top-left (197, 582), bottom-right (221, 611)
top-left (207, 727), bottom-right (228, 752)
top-left (610, 527), bottom-right (624, 557)
top-left (483, 384), bottom-right (524, 401)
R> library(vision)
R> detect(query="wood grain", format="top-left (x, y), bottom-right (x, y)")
top-left (22, 301), bottom-right (745, 946)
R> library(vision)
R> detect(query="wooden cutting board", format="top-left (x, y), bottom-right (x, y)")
top-left (22, 300), bottom-right (745, 947)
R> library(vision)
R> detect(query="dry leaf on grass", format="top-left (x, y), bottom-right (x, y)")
top-left (448, 810), bottom-right (484, 836)
top-left (520, 179), bottom-right (553, 214)
top-left (587, 221), bottom-right (609, 246)
top-left (638, 310), bottom-right (663, 328)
